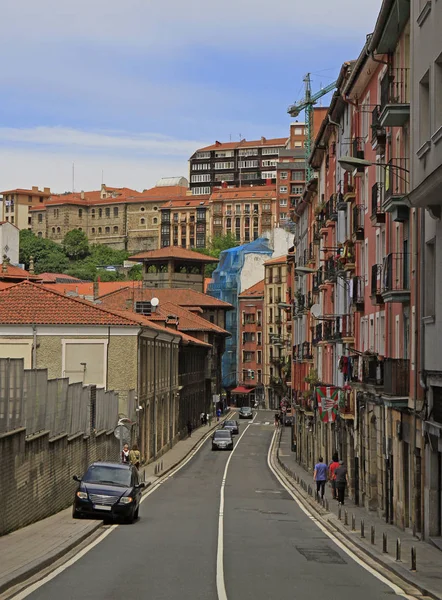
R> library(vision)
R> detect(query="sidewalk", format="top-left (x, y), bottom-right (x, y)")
top-left (0, 412), bottom-right (232, 597)
top-left (276, 425), bottom-right (442, 600)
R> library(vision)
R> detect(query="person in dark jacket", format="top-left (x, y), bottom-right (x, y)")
top-left (187, 420), bottom-right (192, 438)
top-left (335, 460), bottom-right (349, 505)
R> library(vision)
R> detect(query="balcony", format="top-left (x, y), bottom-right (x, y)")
top-left (360, 355), bottom-right (384, 388)
top-left (343, 174), bottom-right (356, 202)
top-left (324, 258), bottom-right (337, 283)
top-left (351, 275), bottom-right (365, 311)
top-left (371, 182), bottom-right (386, 225)
top-left (371, 105), bottom-right (386, 149)
top-left (370, 264), bottom-right (384, 305)
top-left (352, 204), bottom-right (364, 241)
top-left (384, 158), bottom-right (410, 221)
top-left (382, 252), bottom-right (410, 303)
top-left (379, 67), bottom-right (410, 128)
top-left (312, 323), bottom-right (323, 345)
top-left (301, 341), bottom-right (313, 361)
top-left (339, 392), bottom-right (355, 419)
top-left (325, 195), bottom-right (338, 224)
top-left (383, 358), bottom-right (410, 398)
top-left (322, 314), bottom-right (354, 343)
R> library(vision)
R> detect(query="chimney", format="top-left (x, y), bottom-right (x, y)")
top-left (222, 181), bottom-right (228, 189)
top-left (2, 254), bottom-right (9, 273)
top-left (32, 186), bottom-right (38, 192)
top-left (80, 190), bottom-right (85, 200)
top-left (261, 136), bottom-right (266, 144)
top-left (165, 315), bottom-right (179, 329)
top-left (215, 141), bottom-right (221, 147)
top-left (28, 255), bottom-right (35, 275)
top-left (43, 187), bottom-right (50, 194)
top-left (93, 280), bottom-right (99, 300)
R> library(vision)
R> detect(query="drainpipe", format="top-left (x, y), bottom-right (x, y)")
top-left (153, 332), bottom-right (160, 458)
top-left (106, 326), bottom-right (110, 389)
top-left (32, 323), bottom-right (37, 369)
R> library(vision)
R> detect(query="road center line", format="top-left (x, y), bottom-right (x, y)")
top-left (216, 413), bottom-right (256, 600)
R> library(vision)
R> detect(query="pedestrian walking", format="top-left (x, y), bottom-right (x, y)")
top-left (216, 408), bottom-right (221, 422)
top-left (129, 444), bottom-right (141, 470)
top-left (121, 443), bottom-right (130, 464)
top-left (200, 412), bottom-right (205, 426)
top-left (335, 459), bottom-right (349, 505)
top-left (328, 452), bottom-right (340, 500)
top-left (208, 413), bottom-right (212, 426)
top-left (205, 413), bottom-right (209, 425)
top-left (187, 420), bottom-right (192, 437)
top-left (274, 413), bottom-right (280, 428)
top-left (314, 456), bottom-right (328, 500)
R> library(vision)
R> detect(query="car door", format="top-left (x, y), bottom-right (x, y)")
top-left (132, 468), bottom-right (141, 505)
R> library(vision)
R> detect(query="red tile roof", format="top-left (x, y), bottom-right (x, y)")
top-left (37, 272), bottom-right (83, 283)
top-left (264, 255), bottom-right (287, 266)
top-left (210, 186), bottom-right (276, 201)
top-left (0, 281), bottom-right (142, 326)
top-left (129, 247), bottom-right (218, 263)
top-left (161, 196), bottom-right (210, 208)
top-left (97, 285), bottom-right (232, 309)
top-left (158, 302), bottom-right (229, 335)
top-left (1, 188), bottom-right (51, 197)
top-left (138, 185), bottom-right (189, 199)
top-left (0, 263), bottom-right (40, 281)
top-left (239, 279), bottom-right (265, 297)
top-left (195, 137), bottom-right (288, 152)
top-left (42, 281), bottom-right (136, 297)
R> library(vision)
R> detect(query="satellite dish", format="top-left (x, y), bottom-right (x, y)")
top-left (310, 304), bottom-right (322, 318)
top-left (151, 297), bottom-right (159, 307)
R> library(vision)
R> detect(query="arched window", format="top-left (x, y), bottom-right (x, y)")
top-left (92, 227), bottom-right (96, 234)
top-left (37, 231), bottom-right (43, 238)
top-left (113, 226), bottom-right (118, 233)
top-left (57, 227), bottom-right (61, 233)
top-left (98, 227), bottom-right (102, 234)
top-left (98, 208), bottom-right (103, 218)
top-left (52, 227), bottom-right (55, 233)
top-left (91, 209), bottom-right (95, 218)
top-left (105, 226), bottom-right (110, 234)
top-left (153, 217), bottom-right (158, 224)
top-left (78, 208), bottom-right (82, 218)
top-left (140, 218), bottom-right (145, 225)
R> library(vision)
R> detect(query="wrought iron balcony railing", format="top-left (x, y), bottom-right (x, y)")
top-left (371, 182), bottom-right (385, 223)
top-left (385, 158), bottom-right (410, 203)
top-left (383, 358), bottom-right (410, 396)
top-left (380, 67), bottom-right (410, 109)
top-left (382, 252), bottom-right (410, 294)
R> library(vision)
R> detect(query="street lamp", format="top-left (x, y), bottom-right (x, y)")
top-left (338, 156), bottom-right (410, 174)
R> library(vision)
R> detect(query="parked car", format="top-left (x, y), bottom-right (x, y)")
top-left (239, 406), bottom-right (253, 419)
top-left (222, 419), bottom-right (239, 435)
top-left (212, 429), bottom-right (234, 451)
top-left (72, 461), bottom-right (145, 524)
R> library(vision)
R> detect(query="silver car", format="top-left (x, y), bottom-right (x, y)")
top-left (212, 429), bottom-right (234, 451)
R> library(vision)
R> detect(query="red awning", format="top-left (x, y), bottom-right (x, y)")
top-left (231, 386), bottom-right (253, 394)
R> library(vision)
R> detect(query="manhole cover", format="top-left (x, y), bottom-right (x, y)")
top-left (295, 546), bottom-right (346, 564)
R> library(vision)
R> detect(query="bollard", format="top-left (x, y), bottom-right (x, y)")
top-left (338, 506), bottom-right (342, 521)
top-left (383, 532), bottom-right (388, 553)
top-left (344, 510), bottom-right (348, 526)
top-left (361, 519), bottom-right (365, 538)
top-left (371, 525), bottom-right (375, 545)
top-left (411, 547), bottom-right (416, 571)
top-left (351, 514), bottom-right (356, 531)
top-left (154, 464), bottom-right (158, 475)
top-left (325, 499), bottom-right (329, 511)
top-left (161, 460), bottom-right (163, 471)
top-left (396, 538), bottom-right (401, 562)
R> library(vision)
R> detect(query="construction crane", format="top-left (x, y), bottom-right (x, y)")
top-left (288, 73), bottom-right (337, 181)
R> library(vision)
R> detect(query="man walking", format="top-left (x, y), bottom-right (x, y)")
top-left (335, 459), bottom-right (349, 505)
top-left (313, 456), bottom-right (328, 500)
top-left (328, 452), bottom-right (340, 500)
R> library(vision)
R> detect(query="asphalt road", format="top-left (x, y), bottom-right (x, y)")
top-left (23, 411), bottom-right (408, 600)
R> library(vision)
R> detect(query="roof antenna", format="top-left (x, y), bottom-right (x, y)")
top-left (101, 169), bottom-right (104, 185)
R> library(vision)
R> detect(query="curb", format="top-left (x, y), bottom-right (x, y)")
top-left (0, 411), bottom-right (235, 597)
top-left (273, 433), bottom-right (441, 600)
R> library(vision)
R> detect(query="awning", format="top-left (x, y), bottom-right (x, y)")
top-left (231, 386), bottom-right (253, 394)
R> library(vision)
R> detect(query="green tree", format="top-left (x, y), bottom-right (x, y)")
top-left (19, 230), bottom-right (68, 273)
top-left (62, 229), bottom-right (90, 260)
top-left (89, 244), bottom-right (129, 267)
top-left (35, 252), bottom-right (70, 274)
top-left (128, 263), bottom-right (143, 280)
top-left (195, 233), bottom-right (238, 276)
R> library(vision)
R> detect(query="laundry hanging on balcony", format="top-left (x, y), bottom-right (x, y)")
top-left (316, 386), bottom-right (339, 423)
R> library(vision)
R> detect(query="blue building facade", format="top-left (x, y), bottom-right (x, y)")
top-left (207, 238), bottom-right (272, 390)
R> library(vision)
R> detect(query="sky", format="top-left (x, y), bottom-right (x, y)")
top-left (1, 0), bottom-right (383, 193)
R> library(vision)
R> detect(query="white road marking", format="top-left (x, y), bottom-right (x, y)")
top-left (264, 421), bottom-right (270, 425)
top-left (12, 417), bottom-right (233, 600)
top-left (267, 431), bottom-right (419, 600)
top-left (216, 412), bottom-right (256, 600)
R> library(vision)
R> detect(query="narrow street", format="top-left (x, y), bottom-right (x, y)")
top-left (21, 412), bottom-right (414, 600)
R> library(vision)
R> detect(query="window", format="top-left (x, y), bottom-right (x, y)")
top-left (279, 198), bottom-right (287, 207)
top-left (52, 227), bottom-right (55, 233)
top-left (192, 163), bottom-right (210, 170)
top-left (241, 172), bottom-right (259, 181)
top-left (91, 208), bottom-right (95, 218)
top-left (435, 53), bottom-right (442, 132)
top-left (239, 148), bottom-right (258, 156)
top-left (38, 213), bottom-right (43, 223)
top-left (98, 227), bottom-right (102, 234)
top-left (54, 208), bottom-right (59, 218)
top-left (191, 174), bottom-right (211, 183)
top-left (257, 369), bottom-right (262, 383)
top-left (78, 208), bottom-right (82, 218)
top-left (238, 160), bottom-right (259, 168)
top-left (262, 159), bottom-right (277, 167)
top-left (294, 141), bottom-right (302, 147)
top-left (28, 195), bottom-right (32, 203)
top-left (37, 231), bottom-right (42, 238)
top-left (153, 217), bottom-right (158, 224)
top-left (91, 227), bottom-right (95, 234)
top-left (261, 171), bottom-right (276, 179)
top-left (214, 161), bottom-right (235, 170)
top-left (105, 207), bottom-right (110, 217)
top-left (98, 208), bottom-right (103, 217)
top-left (280, 172), bottom-right (288, 180)
top-left (214, 173), bottom-right (234, 181)
top-left (294, 127), bottom-right (303, 135)
top-left (293, 171), bottom-right (304, 180)
top-left (279, 186), bottom-right (288, 194)
top-left (361, 93), bottom-right (370, 139)
top-left (57, 227), bottom-right (60, 233)
top-left (280, 212), bottom-right (287, 219)
top-left (291, 185), bottom-right (303, 194)
top-left (114, 207), bottom-right (119, 217)
top-left (261, 147), bottom-right (279, 155)
top-left (195, 151), bottom-right (211, 159)
top-left (113, 226), bottom-right (118, 233)
top-left (215, 150), bottom-right (234, 158)
top-left (192, 187), bottom-right (211, 195)
top-left (425, 239), bottom-right (435, 316)
top-left (419, 71), bottom-right (430, 147)
top-left (105, 226), bottom-right (110, 234)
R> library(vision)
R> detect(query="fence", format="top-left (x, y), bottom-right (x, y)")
top-left (0, 358), bottom-right (118, 437)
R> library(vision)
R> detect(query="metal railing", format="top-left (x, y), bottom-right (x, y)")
top-left (385, 158), bottom-right (410, 202)
top-left (322, 314), bottom-right (354, 341)
top-left (361, 355), bottom-right (384, 386)
top-left (371, 105), bottom-right (386, 144)
top-left (371, 264), bottom-right (383, 296)
top-left (384, 358), bottom-right (410, 396)
top-left (371, 182), bottom-right (385, 219)
top-left (325, 195), bottom-right (338, 221)
top-left (352, 137), bottom-right (364, 159)
top-left (351, 275), bottom-right (364, 306)
top-left (353, 204), bottom-right (364, 237)
top-left (312, 324), bottom-right (323, 345)
top-left (380, 67), bottom-right (410, 108)
top-left (382, 252), bottom-right (410, 293)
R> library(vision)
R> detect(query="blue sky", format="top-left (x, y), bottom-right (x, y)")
top-left (1, 0), bottom-right (382, 193)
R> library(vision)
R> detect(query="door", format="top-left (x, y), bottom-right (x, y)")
top-left (403, 442), bottom-right (410, 528)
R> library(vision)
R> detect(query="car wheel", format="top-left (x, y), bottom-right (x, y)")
top-left (134, 507), bottom-right (139, 520)
top-left (72, 506), bottom-right (81, 519)
top-left (124, 509), bottom-right (135, 524)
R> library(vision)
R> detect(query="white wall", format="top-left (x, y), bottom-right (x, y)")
top-left (239, 253), bottom-right (268, 294)
top-left (0, 222), bottom-right (19, 265)
top-left (263, 227), bottom-right (293, 258)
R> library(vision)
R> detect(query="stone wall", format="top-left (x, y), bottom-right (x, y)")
top-left (0, 427), bottom-right (119, 536)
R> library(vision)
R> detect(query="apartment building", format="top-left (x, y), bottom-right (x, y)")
top-left (30, 180), bottom-right (188, 253)
top-left (237, 279), bottom-right (265, 403)
top-left (263, 255), bottom-right (290, 410)
top-left (210, 186), bottom-right (277, 244)
top-left (159, 196), bottom-right (210, 249)
top-left (276, 148), bottom-right (307, 227)
top-left (0, 186), bottom-right (51, 230)
top-left (188, 137), bottom-right (288, 195)
top-left (408, 0), bottom-right (442, 539)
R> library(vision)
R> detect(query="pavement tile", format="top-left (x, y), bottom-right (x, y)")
top-left (276, 426), bottom-right (442, 600)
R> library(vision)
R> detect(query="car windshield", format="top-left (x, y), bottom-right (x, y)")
top-left (225, 421), bottom-right (236, 426)
top-left (241, 407), bottom-right (251, 412)
top-left (82, 465), bottom-right (132, 487)
top-left (214, 431), bottom-right (231, 439)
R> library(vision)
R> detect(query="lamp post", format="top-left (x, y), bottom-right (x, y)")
top-left (337, 155), bottom-right (410, 174)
